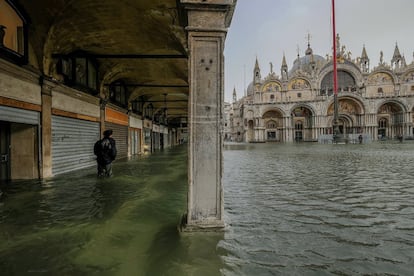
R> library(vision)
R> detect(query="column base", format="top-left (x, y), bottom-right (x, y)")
top-left (179, 214), bottom-right (225, 232)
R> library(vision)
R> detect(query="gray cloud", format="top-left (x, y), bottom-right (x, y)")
top-left (225, 0), bottom-right (414, 102)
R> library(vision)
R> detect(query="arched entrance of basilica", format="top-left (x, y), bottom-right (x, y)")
top-left (336, 114), bottom-right (354, 135)
top-left (377, 101), bottom-right (405, 139)
top-left (327, 98), bottom-right (364, 136)
top-left (263, 110), bottom-right (284, 142)
top-left (291, 106), bottom-right (314, 141)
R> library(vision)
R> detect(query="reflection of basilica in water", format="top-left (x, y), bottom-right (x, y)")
top-left (225, 35), bottom-right (414, 143)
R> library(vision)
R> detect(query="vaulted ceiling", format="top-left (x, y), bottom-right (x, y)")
top-left (15, 0), bottom-right (190, 120)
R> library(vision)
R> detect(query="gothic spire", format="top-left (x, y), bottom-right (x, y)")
top-left (392, 42), bottom-right (402, 61)
top-left (361, 44), bottom-right (368, 59)
top-left (254, 56), bottom-right (260, 70)
top-left (253, 56), bottom-right (261, 84)
top-left (305, 33), bottom-right (313, 55)
top-left (281, 53), bottom-right (288, 81)
top-left (402, 54), bottom-right (407, 68)
top-left (281, 53), bottom-right (287, 67)
top-left (359, 44), bottom-right (370, 73)
top-left (391, 42), bottom-right (402, 68)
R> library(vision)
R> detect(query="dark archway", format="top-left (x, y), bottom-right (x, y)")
top-left (263, 109), bottom-right (284, 142)
top-left (291, 106), bottom-right (314, 141)
top-left (377, 101), bottom-right (405, 139)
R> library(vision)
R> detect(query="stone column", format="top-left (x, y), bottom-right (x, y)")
top-left (284, 116), bottom-right (289, 141)
top-left (181, 0), bottom-right (235, 231)
top-left (40, 78), bottom-right (55, 178)
top-left (99, 99), bottom-right (107, 139)
top-left (98, 86), bottom-right (110, 139)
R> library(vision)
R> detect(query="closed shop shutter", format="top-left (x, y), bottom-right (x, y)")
top-left (52, 115), bottom-right (99, 175)
top-left (152, 132), bottom-right (159, 150)
top-left (136, 129), bottom-right (141, 153)
top-left (130, 128), bottom-right (136, 155)
top-left (105, 122), bottom-right (128, 159)
top-left (0, 105), bottom-right (40, 125)
top-left (129, 128), bottom-right (141, 155)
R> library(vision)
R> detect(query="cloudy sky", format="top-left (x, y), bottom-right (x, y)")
top-left (224, 0), bottom-right (414, 102)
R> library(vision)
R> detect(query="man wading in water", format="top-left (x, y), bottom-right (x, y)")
top-left (94, 129), bottom-right (117, 177)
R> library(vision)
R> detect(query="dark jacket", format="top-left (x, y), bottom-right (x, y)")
top-left (94, 137), bottom-right (117, 165)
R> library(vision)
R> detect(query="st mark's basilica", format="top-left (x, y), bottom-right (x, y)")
top-left (225, 34), bottom-right (414, 143)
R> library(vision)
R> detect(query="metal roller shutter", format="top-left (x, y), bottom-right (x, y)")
top-left (105, 122), bottom-right (128, 159)
top-left (129, 128), bottom-right (141, 155)
top-left (0, 105), bottom-right (40, 125)
top-left (52, 115), bottom-right (99, 175)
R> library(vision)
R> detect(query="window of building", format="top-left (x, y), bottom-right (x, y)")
top-left (297, 93), bottom-right (302, 98)
top-left (0, 0), bottom-right (28, 64)
top-left (295, 121), bottom-right (303, 130)
top-left (75, 58), bottom-right (87, 86)
top-left (411, 85), bottom-right (414, 91)
top-left (57, 53), bottom-right (99, 94)
top-left (270, 94), bottom-right (275, 101)
top-left (109, 81), bottom-right (128, 108)
top-left (131, 97), bottom-right (144, 115)
top-left (379, 118), bottom-right (387, 128)
top-left (378, 87), bottom-right (383, 93)
top-left (266, 121), bottom-right (277, 129)
top-left (320, 70), bottom-right (356, 95)
top-left (144, 103), bottom-right (154, 119)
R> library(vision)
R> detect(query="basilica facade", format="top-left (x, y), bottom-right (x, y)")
top-left (225, 35), bottom-right (414, 143)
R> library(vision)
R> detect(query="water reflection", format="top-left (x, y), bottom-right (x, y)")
top-left (222, 142), bottom-right (414, 275)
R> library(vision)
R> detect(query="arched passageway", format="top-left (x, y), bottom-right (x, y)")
top-left (0, 0), bottom-right (237, 230)
top-left (377, 101), bottom-right (405, 139)
top-left (327, 98), bottom-right (364, 135)
top-left (291, 106), bottom-right (314, 141)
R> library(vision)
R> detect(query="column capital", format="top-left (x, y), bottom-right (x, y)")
top-left (181, 0), bottom-right (236, 31)
top-left (40, 76), bottom-right (58, 96)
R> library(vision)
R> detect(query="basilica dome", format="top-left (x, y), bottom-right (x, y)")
top-left (289, 45), bottom-right (326, 75)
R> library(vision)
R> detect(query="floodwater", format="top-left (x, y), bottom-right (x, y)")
top-left (222, 142), bottom-right (414, 275)
top-left (0, 142), bottom-right (414, 275)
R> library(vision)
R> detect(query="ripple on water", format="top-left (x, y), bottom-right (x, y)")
top-left (223, 143), bottom-right (414, 275)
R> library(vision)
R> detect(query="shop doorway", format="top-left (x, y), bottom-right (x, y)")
top-left (0, 121), bottom-right (39, 181)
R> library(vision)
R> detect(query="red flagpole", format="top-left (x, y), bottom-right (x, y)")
top-left (332, 0), bottom-right (338, 95)
top-left (332, 0), bottom-right (340, 141)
